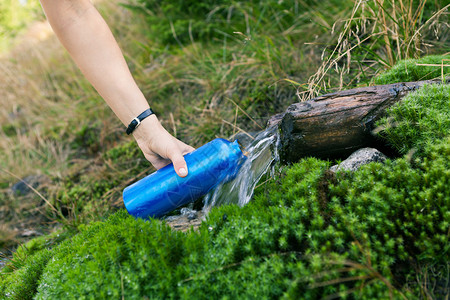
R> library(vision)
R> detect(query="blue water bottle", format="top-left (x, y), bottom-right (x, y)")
top-left (123, 138), bottom-right (246, 219)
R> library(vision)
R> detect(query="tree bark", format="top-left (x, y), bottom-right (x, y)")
top-left (268, 80), bottom-right (446, 163)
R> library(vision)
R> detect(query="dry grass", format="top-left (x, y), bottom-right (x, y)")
top-left (0, 0), bottom-right (148, 249)
top-left (0, 225), bottom-right (17, 250)
top-left (0, 0), bottom-right (329, 247)
top-left (300, 0), bottom-right (449, 101)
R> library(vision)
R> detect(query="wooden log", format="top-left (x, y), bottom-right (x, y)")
top-left (268, 80), bottom-right (446, 163)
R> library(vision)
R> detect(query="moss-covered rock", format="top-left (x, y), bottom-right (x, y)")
top-left (2, 136), bottom-right (449, 299)
top-left (376, 83), bottom-right (450, 154)
top-left (0, 229), bottom-right (72, 300)
top-left (374, 55), bottom-right (450, 84)
top-left (0, 249), bottom-right (52, 299)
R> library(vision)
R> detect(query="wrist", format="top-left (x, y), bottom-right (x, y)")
top-left (131, 114), bottom-right (162, 142)
top-left (125, 108), bottom-right (155, 135)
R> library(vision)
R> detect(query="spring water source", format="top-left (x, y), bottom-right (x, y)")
top-left (203, 126), bottom-right (280, 213)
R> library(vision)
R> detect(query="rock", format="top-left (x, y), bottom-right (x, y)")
top-left (10, 175), bottom-right (47, 196)
top-left (330, 148), bottom-right (388, 172)
top-left (21, 230), bottom-right (43, 237)
top-left (180, 208), bottom-right (197, 220)
top-left (0, 258), bottom-right (6, 270)
top-left (164, 210), bottom-right (204, 232)
top-left (164, 215), bottom-right (181, 222)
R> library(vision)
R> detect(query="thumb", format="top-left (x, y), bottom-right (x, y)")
top-left (169, 151), bottom-right (189, 178)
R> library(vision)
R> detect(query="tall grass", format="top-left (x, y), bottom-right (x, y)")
top-left (0, 1), bottom-right (147, 240)
top-left (302, 0), bottom-right (449, 100)
top-left (127, 0), bottom-right (352, 143)
top-left (0, 0), bottom-right (350, 242)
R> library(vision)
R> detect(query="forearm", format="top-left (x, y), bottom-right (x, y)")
top-left (39, 0), bottom-right (149, 126)
top-left (40, 0), bottom-right (195, 176)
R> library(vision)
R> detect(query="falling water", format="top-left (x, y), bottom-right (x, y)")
top-left (203, 126), bottom-right (280, 213)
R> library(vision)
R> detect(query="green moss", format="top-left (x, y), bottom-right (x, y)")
top-left (2, 145), bottom-right (445, 298)
top-left (0, 249), bottom-right (53, 300)
top-left (15, 230), bottom-right (71, 259)
top-left (4, 76), bottom-right (450, 300)
top-left (376, 83), bottom-right (450, 154)
top-left (374, 55), bottom-right (450, 84)
top-left (33, 212), bottom-right (195, 299)
top-left (0, 230), bottom-right (74, 299)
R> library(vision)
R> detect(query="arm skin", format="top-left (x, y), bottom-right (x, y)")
top-left (39, 0), bottom-right (194, 177)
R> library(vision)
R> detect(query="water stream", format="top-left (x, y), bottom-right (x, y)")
top-left (203, 126), bottom-right (280, 213)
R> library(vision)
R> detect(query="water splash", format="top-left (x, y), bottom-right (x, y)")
top-left (203, 126), bottom-right (279, 213)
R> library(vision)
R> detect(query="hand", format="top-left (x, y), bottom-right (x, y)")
top-left (132, 115), bottom-right (195, 177)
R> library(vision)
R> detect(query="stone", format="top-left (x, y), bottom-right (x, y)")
top-left (11, 175), bottom-right (48, 196)
top-left (180, 207), bottom-right (198, 220)
top-left (164, 210), bottom-right (204, 232)
top-left (21, 230), bottom-right (43, 237)
top-left (330, 148), bottom-right (388, 172)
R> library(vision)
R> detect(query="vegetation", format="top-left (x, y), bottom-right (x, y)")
top-left (376, 83), bottom-right (450, 154)
top-left (124, 0), bottom-right (310, 45)
top-left (302, 0), bottom-right (449, 99)
top-left (1, 0), bottom-right (449, 298)
top-left (0, 0), bottom-right (43, 51)
top-left (2, 132), bottom-right (449, 298)
top-left (374, 55), bottom-right (450, 84)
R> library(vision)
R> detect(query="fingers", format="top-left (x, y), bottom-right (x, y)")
top-left (145, 141), bottom-right (194, 178)
top-left (168, 150), bottom-right (189, 178)
top-left (134, 121), bottom-right (195, 177)
top-left (182, 145), bottom-right (196, 155)
top-left (144, 152), bottom-right (171, 170)
top-left (167, 141), bottom-right (195, 177)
